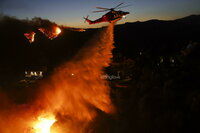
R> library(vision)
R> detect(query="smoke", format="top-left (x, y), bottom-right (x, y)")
top-left (31, 17), bottom-right (57, 28)
top-left (36, 23), bottom-right (115, 132)
top-left (0, 23), bottom-right (115, 133)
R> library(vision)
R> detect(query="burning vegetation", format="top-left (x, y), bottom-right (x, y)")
top-left (32, 113), bottom-right (56, 133)
top-left (38, 26), bottom-right (62, 40)
top-left (24, 32), bottom-right (36, 43)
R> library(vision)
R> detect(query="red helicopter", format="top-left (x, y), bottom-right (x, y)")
top-left (84, 3), bottom-right (130, 24)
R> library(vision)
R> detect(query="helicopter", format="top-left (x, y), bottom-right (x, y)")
top-left (84, 3), bottom-right (130, 24)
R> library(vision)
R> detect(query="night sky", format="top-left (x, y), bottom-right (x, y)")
top-left (0, 0), bottom-right (200, 28)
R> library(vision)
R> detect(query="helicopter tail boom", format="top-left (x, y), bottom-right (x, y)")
top-left (83, 16), bottom-right (92, 24)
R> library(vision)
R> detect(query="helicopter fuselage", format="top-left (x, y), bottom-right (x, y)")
top-left (104, 10), bottom-right (129, 21)
top-left (85, 10), bottom-right (129, 24)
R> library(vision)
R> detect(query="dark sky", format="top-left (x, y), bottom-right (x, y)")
top-left (0, 0), bottom-right (200, 28)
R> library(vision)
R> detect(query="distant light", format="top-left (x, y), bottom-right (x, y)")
top-left (39, 71), bottom-right (43, 76)
top-left (160, 57), bottom-right (164, 63)
top-left (122, 15), bottom-right (126, 18)
top-left (139, 52), bottom-right (142, 55)
top-left (71, 73), bottom-right (74, 76)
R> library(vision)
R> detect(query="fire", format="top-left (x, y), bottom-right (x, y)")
top-left (32, 114), bottom-right (56, 133)
top-left (38, 26), bottom-right (61, 40)
top-left (24, 31), bottom-right (35, 43)
top-left (55, 27), bottom-right (61, 35)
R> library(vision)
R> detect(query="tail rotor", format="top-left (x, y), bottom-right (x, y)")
top-left (84, 15), bottom-right (89, 23)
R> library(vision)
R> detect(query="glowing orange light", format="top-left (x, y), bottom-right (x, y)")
top-left (24, 32), bottom-right (35, 43)
top-left (55, 27), bottom-right (61, 35)
top-left (38, 27), bottom-right (61, 40)
top-left (33, 114), bottom-right (56, 133)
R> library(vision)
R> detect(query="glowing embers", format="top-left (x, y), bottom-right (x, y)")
top-left (71, 28), bottom-right (86, 32)
top-left (38, 26), bottom-right (62, 40)
top-left (32, 113), bottom-right (56, 133)
top-left (24, 32), bottom-right (36, 43)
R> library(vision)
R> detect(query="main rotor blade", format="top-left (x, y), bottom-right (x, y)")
top-left (92, 10), bottom-right (109, 13)
top-left (114, 2), bottom-right (124, 9)
top-left (116, 4), bottom-right (132, 9)
top-left (96, 7), bottom-right (110, 10)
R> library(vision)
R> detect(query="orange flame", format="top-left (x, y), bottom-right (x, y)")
top-left (32, 113), bottom-right (56, 133)
top-left (24, 32), bottom-right (35, 43)
top-left (55, 27), bottom-right (61, 35)
top-left (38, 26), bottom-right (61, 40)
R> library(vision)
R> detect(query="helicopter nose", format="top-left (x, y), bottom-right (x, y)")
top-left (125, 12), bottom-right (129, 15)
top-left (123, 12), bottom-right (129, 15)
